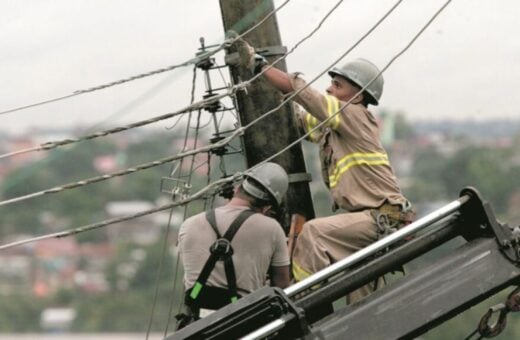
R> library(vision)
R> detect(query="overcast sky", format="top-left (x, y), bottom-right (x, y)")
top-left (1, 0), bottom-right (519, 134)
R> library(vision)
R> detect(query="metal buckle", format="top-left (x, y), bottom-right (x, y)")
top-left (210, 238), bottom-right (233, 256)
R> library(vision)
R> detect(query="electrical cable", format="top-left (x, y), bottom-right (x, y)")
top-left (165, 66), bottom-right (198, 131)
top-left (0, 0), bottom-right (397, 208)
top-left (0, 0), bottom-right (444, 248)
top-left (146, 67), bottom-right (200, 339)
top-left (0, 0), bottom-right (291, 117)
top-left (0, 5), bottom-right (456, 339)
top-left (246, 0), bottom-right (345, 86)
top-left (163, 110), bottom-right (204, 336)
top-left (0, 91), bottom-right (231, 161)
top-left (0, 176), bottom-right (237, 251)
top-left (0, 0), bottom-right (330, 161)
top-left (250, 0), bottom-right (453, 172)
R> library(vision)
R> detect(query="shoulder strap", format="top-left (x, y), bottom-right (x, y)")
top-left (187, 209), bottom-right (256, 308)
top-left (222, 209), bottom-right (256, 242)
top-left (205, 209), bottom-right (221, 238)
top-left (220, 209), bottom-right (256, 302)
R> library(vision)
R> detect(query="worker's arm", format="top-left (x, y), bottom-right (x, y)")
top-left (269, 265), bottom-right (290, 289)
top-left (260, 65), bottom-right (294, 94)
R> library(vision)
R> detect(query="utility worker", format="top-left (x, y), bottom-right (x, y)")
top-left (176, 162), bottom-right (291, 329)
top-left (231, 36), bottom-right (415, 304)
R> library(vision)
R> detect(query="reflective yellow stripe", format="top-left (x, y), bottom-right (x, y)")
top-left (329, 152), bottom-right (390, 188)
top-left (292, 261), bottom-right (312, 282)
top-left (325, 95), bottom-right (341, 130)
top-left (305, 113), bottom-right (320, 142)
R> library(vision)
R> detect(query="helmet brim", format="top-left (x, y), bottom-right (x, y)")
top-left (328, 69), bottom-right (379, 106)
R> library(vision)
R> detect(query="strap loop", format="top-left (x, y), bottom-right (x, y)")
top-left (210, 238), bottom-right (234, 256)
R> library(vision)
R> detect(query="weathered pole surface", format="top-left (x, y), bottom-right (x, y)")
top-left (219, 0), bottom-right (315, 227)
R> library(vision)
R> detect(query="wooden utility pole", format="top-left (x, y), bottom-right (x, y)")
top-left (219, 0), bottom-right (315, 228)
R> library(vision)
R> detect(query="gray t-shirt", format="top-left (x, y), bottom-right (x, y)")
top-left (178, 205), bottom-right (289, 294)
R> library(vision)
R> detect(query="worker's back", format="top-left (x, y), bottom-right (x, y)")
top-left (178, 205), bottom-right (289, 295)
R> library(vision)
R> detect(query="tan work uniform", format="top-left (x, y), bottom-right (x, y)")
top-left (289, 73), bottom-right (413, 303)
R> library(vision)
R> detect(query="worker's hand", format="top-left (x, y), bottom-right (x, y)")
top-left (226, 30), bottom-right (268, 75)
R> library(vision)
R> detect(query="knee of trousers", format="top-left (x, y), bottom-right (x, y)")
top-left (292, 222), bottom-right (331, 280)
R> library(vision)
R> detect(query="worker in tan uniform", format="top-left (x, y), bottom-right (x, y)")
top-left (231, 36), bottom-right (415, 303)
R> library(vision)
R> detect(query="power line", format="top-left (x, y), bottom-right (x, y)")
top-left (0, 0), bottom-right (452, 251)
top-left (254, 0), bottom-right (453, 171)
top-left (0, 0), bottom-right (407, 248)
top-left (0, 90), bottom-right (235, 160)
top-left (0, 176), bottom-right (237, 251)
top-left (0, 132), bottom-right (235, 207)
top-left (145, 67), bottom-right (199, 340)
top-left (0, 0), bottom-right (335, 161)
top-left (0, 0), bottom-right (394, 208)
top-left (233, 0), bottom-right (406, 158)
top-left (0, 0), bottom-right (291, 117)
top-left (163, 111), bottom-right (205, 337)
top-left (0, 69), bottom-right (183, 200)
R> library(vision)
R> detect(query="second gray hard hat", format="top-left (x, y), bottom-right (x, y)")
top-left (328, 58), bottom-right (384, 105)
top-left (242, 162), bottom-right (289, 206)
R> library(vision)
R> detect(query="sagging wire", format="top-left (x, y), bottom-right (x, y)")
top-left (0, 176), bottom-right (238, 251)
top-left (153, 3), bottom-right (454, 331)
top-left (0, 0), bottom-right (401, 208)
top-left (241, 0), bottom-right (345, 88)
top-left (0, 0), bottom-right (292, 117)
top-left (0, 0), bottom-right (451, 255)
top-left (0, 90), bottom-right (232, 161)
top-left (165, 66), bottom-right (198, 131)
top-left (162, 34), bottom-right (245, 332)
top-left (163, 110), bottom-right (205, 336)
top-left (0, 70), bottom-right (184, 201)
top-left (204, 151), bottom-right (214, 211)
top-left (0, 0), bottom-right (332, 162)
top-left (146, 66), bottom-right (200, 339)
top-left (217, 67), bottom-right (239, 121)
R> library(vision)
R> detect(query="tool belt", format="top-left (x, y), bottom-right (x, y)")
top-left (368, 200), bottom-right (415, 276)
top-left (371, 200), bottom-right (416, 239)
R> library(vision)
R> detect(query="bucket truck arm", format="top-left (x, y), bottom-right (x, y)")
top-left (165, 187), bottom-right (520, 340)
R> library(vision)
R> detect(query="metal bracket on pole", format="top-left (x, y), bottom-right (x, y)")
top-left (225, 45), bottom-right (287, 66)
top-left (256, 45), bottom-right (288, 57)
top-left (288, 172), bottom-right (312, 184)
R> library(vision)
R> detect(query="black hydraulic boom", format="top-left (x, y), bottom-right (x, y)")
top-left (165, 187), bottom-right (520, 340)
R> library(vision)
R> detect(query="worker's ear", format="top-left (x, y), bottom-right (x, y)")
top-left (352, 92), bottom-right (364, 105)
top-left (260, 205), bottom-right (273, 215)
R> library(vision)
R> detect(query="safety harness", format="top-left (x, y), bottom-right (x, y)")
top-left (368, 200), bottom-right (416, 288)
top-left (176, 208), bottom-right (255, 329)
top-left (371, 200), bottom-right (416, 239)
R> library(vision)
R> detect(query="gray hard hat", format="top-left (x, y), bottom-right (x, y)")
top-left (328, 58), bottom-right (384, 105)
top-left (242, 162), bottom-right (289, 206)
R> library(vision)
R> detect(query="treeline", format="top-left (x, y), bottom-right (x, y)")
top-left (0, 117), bottom-right (519, 334)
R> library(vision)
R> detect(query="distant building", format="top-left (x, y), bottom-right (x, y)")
top-left (40, 307), bottom-right (76, 332)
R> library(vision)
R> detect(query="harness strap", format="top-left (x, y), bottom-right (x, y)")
top-left (188, 208), bottom-right (255, 305)
top-left (205, 209), bottom-right (221, 237)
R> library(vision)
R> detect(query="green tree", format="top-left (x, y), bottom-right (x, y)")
top-left (440, 146), bottom-right (515, 214)
top-left (408, 146), bottom-right (447, 203)
top-left (0, 294), bottom-right (46, 331)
